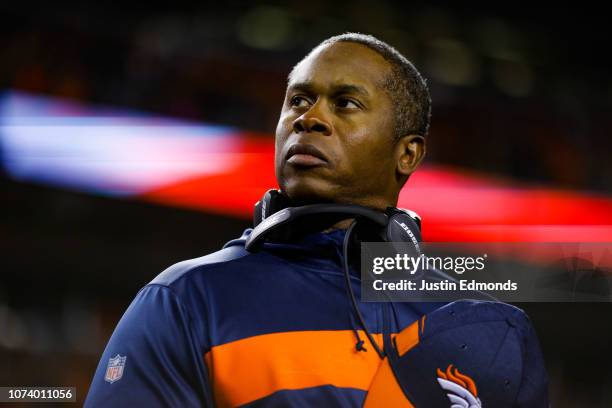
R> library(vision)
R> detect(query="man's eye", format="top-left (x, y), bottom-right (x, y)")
top-left (336, 98), bottom-right (360, 109)
top-left (289, 96), bottom-right (311, 108)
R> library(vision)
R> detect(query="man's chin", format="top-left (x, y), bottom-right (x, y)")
top-left (280, 177), bottom-right (337, 206)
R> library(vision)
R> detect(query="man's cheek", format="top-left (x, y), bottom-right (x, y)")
top-left (275, 116), bottom-right (291, 142)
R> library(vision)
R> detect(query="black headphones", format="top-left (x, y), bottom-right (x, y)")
top-left (245, 189), bottom-right (423, 253)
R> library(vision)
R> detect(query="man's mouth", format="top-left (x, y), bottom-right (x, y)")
top-left (285, 143), bottom-right (328, 167)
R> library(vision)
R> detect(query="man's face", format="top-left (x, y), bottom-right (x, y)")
top-left (275, 42), bottom-right (399, 208)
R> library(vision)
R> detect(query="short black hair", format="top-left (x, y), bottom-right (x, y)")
top-left (291, 32), bottom-right (432, 139)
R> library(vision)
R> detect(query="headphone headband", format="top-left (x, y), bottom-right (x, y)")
top-left (245, 203), bottom-right (389, 252)
top-left (246, 189), bottom-right (423, 253)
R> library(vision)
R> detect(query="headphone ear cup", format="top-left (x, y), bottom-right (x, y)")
top-left (253, 189), bottom-right (292, 227)
top-left (386, 210), bottom-right (423, 255)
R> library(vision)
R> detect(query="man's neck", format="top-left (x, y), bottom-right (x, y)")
top-left (285, 191), bottom-right (398, 233)
top-left (323, 218), bottom-right (354, 233)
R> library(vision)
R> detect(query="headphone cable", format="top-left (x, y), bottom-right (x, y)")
top-left (342, 220), bottom-right (385, 360)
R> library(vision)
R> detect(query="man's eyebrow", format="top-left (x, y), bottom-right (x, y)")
top-left (287, 82), bottom-right (316, 94)
top-left (287, 82), bottom-right (370, 97)
top-left (330, 84), bottom-right (370, 97)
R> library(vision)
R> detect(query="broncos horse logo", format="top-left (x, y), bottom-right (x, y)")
top-left (436, 364), bottom-right (482, 408)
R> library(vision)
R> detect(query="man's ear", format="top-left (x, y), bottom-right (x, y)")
top-left (395, 134), bottom-right (426, 177)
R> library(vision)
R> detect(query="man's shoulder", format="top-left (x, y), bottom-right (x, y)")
top-left (151, 232), bottom-right (255, 288)
top-left (149, 229), bottom-right (264, 290)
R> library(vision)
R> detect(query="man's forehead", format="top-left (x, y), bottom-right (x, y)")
top-left (288, 42), bottom-right (391, 92)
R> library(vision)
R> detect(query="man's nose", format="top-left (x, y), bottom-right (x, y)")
top-left (292, 106), bottom-right (332, 136)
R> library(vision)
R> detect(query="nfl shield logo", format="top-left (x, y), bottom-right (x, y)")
top-left (105, 354), bottom-right (127, 383)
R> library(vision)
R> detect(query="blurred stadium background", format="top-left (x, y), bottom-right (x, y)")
top-left (1, 2), bottom-right (611, 406)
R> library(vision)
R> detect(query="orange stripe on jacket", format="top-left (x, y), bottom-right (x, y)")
top-left (364, 321), bottom-right (422, 407)
top-left (394, 321), bottom-right (420, 357)
top-left (363, 357), bottom-right (415, 408)
top-left (204, 330), bottom-right (384, 407)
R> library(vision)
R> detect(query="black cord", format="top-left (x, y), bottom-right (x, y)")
top-left (342, 220), bottom-right (385, 360)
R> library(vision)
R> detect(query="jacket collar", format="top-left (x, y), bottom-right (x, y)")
top-left (224, 228), bottom-right (349, 273)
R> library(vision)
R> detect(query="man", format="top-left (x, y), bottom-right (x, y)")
top-left (85, 33), bottom-right (546, 407)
